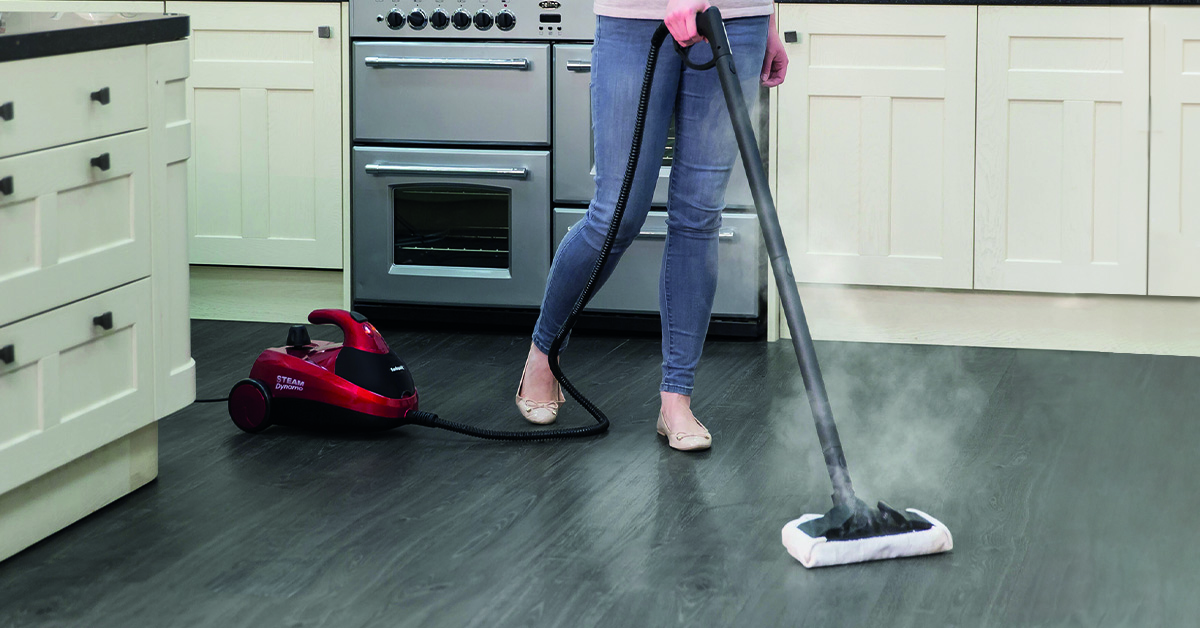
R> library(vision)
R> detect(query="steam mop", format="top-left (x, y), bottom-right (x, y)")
top-left (222, 7), bottom-right (951, 567)
top-left (661, 8), bottom-right (953, 567)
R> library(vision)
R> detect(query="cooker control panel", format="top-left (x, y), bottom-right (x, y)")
top-left (351, 0), bottom-right (594, 40)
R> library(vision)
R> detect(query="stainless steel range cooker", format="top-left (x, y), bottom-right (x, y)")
top-left (349, 0), bottom-right (764, 333)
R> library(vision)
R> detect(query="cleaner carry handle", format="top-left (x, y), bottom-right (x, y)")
top-left (308, 309), bottom-right (391, 354)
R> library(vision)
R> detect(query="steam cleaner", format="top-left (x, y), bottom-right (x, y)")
top-left (221, 8), bottom-right (953, 568)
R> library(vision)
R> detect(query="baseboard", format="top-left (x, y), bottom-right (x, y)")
top-left (784, 283), bottom-right (1200, 357)
top-left (0, 423), bottom-right (158, 563)
top-left (189, 266), bottom-right (344, 323)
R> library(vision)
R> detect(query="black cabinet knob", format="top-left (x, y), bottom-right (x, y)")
top-left (0, 101), bottom-right (12, 121)
top-left (90, 87), bottom-right (111, 105)
top-left (90, 153), bottom-right (111, 171)
top-left (93, 311), bottom-right (114, 330)
top-left (0, 344), bottom-right (14, 365)
top-left (0, 176), bottom-right (12, 196)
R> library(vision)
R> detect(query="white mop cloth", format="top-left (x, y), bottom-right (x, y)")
top-left (781, 509), bottom-right (953, 568)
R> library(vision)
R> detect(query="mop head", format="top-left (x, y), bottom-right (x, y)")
top-left (781, 500), bottom-right (952, 568)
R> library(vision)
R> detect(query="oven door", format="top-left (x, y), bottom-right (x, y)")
top-left (353, 147), bottom-right (551, 307)
top-left (552, 44), bottom-right (756, 209)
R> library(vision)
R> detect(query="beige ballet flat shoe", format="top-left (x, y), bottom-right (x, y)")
top-left (656, 411), bottom-right (712, 451)
top-left (515, 366), bottom-right (565, 425)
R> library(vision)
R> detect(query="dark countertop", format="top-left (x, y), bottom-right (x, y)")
top-left (0, 11), bottom-right (188, 63)
top-left (776, 0), bottom-right (1198, 4)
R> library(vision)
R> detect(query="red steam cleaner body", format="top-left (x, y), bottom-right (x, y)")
top-left (227, 309), bottom-right (420, 433)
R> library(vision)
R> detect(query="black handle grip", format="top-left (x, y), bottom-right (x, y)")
top-left (695, 7), bottom-right (732, 62)
top-left (93, 311), bottom-right (114, 330)
top-left (0, 101), bottom-right (12, 121)
top-left (0, 176), bottom-right (12, 196)
top-left (0, 344), bottom-right (13, 365)
top-left (669, 7), bottom-right (730, 72)
top-left (90, 87), bottom-right (111, 105)
top-left (90, 153), bottom-right (111, 171)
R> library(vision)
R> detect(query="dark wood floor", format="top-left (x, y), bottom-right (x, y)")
top-left (1, 319), bottom-right (1196, 627)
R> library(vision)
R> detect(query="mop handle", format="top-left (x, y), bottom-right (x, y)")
top-left (688, 9), bottom-right (857, 506)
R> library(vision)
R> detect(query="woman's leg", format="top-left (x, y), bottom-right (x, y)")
top-left (658, 16), bottom-right (768, 429)
top-left (521, 16), bottom-right (682, 402)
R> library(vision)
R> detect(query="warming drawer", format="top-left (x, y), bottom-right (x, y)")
top-left (353, 41), bottom-right (551, 145)
top-left (553, 208), bottom-right (762, 317)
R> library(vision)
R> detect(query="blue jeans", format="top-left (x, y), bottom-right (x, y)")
top-left (532, 15), bottom-right (769, 395)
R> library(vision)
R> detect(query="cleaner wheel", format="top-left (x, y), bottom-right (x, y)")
top-left (228, 378), bottom-right (273, 433)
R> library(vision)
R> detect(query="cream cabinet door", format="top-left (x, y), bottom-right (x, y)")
top-left (975, 7), bottom-right (1149, 295)
top-left (775, 5), bottom-right (977, 289)
top-left (168, 1), bottom-right (343, 268)
top-left (1149, 8), bottom-right (1200, 297)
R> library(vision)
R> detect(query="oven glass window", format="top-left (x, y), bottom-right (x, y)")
top-left (392, 184), bottom-right (510, 269)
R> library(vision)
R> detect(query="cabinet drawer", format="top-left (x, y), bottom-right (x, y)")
top-left (0, 131), bottom-right (151, 327)
top-left (0, 279), bottom-right (154, 496)
top-left (0, 45), bottom-right (148, 159)
top-left (552, 208), bottom-right (762, 317)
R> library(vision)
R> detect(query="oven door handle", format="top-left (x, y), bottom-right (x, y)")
top-left (635, 227), bottom-right (737, 241)
top-left (569, 224), bottom-right (737, 242)
top-left (566, 60), bottom-right (591, 72)
top-left (365, 163), bottom-right (530, 179)
top-left (364, 56), bottom-right (531, 70)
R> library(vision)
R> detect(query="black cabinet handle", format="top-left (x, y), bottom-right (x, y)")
top-left (90, 87), bottom-right (110, 105)
top-left (0, 101), bottom-right (12, 121)
top-left (0, 176), bottom-right (11, 196)
top-left (0, 344), bottom-right (13, 365)
top-left (90, 153), bottom-right (111, 171)
top-left (93, 312), bottom-right (114, 330)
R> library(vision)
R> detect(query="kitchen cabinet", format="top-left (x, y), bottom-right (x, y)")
top-left (1149, 8), bottom-right (1200, 297)
top-left (168, 1), bottom-right (343, 269)
top-left (774, 4), bottom-right (977, 289)
top-left (0, 15), bottom-right (193, 560)
top-left (974, 6), bottom-right (1149, 295)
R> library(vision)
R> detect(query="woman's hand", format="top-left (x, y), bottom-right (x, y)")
top-left (665, 0), bottom-right (710, 48)
top-left (761, 14), bottom-right (789, 87)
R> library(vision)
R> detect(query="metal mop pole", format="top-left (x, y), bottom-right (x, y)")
top-left (689, 9), bottom-right (857, 507)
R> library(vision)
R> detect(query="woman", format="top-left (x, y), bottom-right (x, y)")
top-left (516, 0), bottom-right (789, 451)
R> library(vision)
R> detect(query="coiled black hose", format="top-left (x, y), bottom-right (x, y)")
top-left (405, 26), bottom-right (674, 441)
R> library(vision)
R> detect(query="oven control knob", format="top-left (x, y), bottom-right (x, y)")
top-left (408, 8), bottom-right (427, 29)
top-left (473, 10), bottom-right (493, 31)
top-left (385, 9), bottom-right (405, 29)
top-left (451, 9), bottom-right (472, 30)
top-left (495, 10), bottom-right (516, 31)
top-left (430, 9), bottom-right (450, 30)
